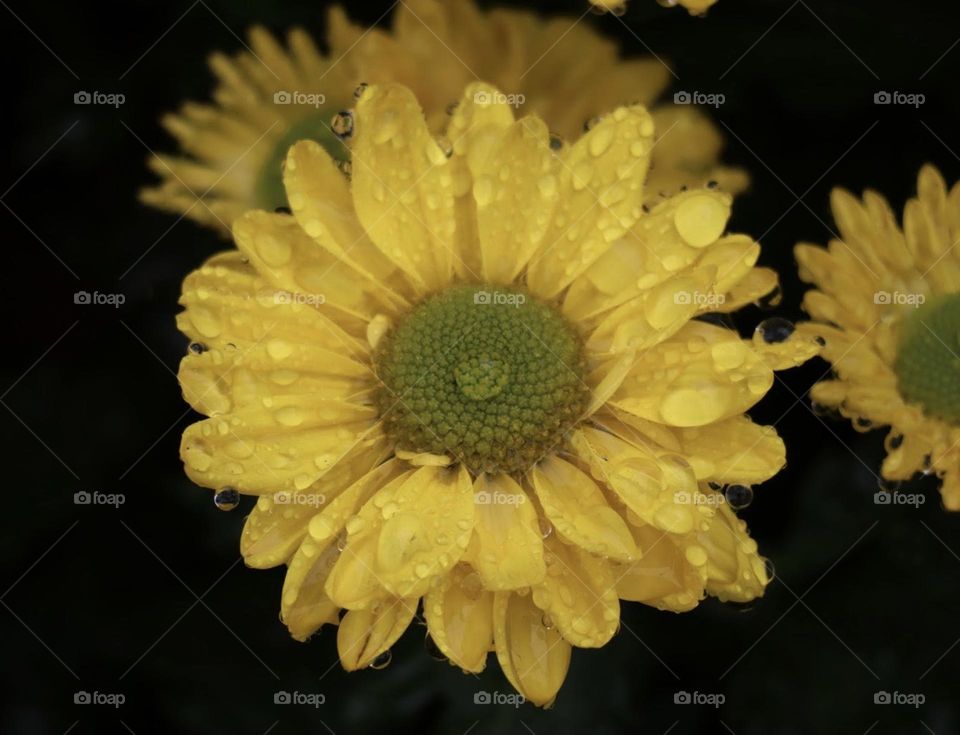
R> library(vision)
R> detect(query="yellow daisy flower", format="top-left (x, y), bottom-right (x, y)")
top-left (177, 81), bottom-right (814, 705)
top-left (590, 0), bottom-right (719, 17)
top-left (796, 165), bottom-right (960, 511)
top-left (141, 0), bottom-right (745, 236)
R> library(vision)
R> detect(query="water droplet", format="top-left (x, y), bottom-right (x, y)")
top-left (541, 613), bottom-right (554, 630)
top-left (214, 487), bottom-right (240, 511)
top-left (755, 317), bottom-right (795, 344)
top-left (763, 557), bottom-right (776, 582)
top-left (583, 115), bottom-right (603, 132)
top-left (548, 133), bottom-right (564, 152)
top-left (369, 650), bottom-right (392, 669)
top-left (335, 532), bottom-right (348, 552)
top-left (424, 634), bottom-right (446, 661)
top-left (331, 111), bottom-right (354, 138)
top-left (538, 517), bottom-right (553, 539)
top-left (724, 484), bottom-right (754, 510)
top-left (336, 159), bottom-right (353, 179)
top-left (188, 341), bottom-right (207, 355)
top-left (353, 82), bottom-right (368, 100)
top-left (707, 180), bottom-right (719, 189)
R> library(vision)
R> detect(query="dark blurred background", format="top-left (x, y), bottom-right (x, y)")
top-left (2, 0), bottom-right (960, 732)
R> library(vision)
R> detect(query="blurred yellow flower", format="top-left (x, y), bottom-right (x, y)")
top-left (177, 81), bottom-right (814, 704)
top-left (141, 0), bottom-right (744, 235)
top-left (796, 165), bottom-right (960, 510)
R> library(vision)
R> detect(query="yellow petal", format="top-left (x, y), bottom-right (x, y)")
top-left (237, 436), bottom-right (390, 568)
top-left (180, 396), bottom-right (380, 495)
top-left (324, 470), bottom-right (417, 609)
top-left (530, 456), bottom-right (638, 561)
top-left (610, 321), bottom-right (773, 427)
top-left (493, 591), bottom-right (571, 707)
top-left (283, 140), bottom-right (406, 297)
top-left (281, 461), bottom-right (408, 638)
top-left (337, 598), bottom-right (418, 671)
top-left (472, 116), bottom-right (558, 284)
top-left (674, 417), bottom-right (785, 484)
top-left (584, 268), bottom-right (715, 355)
top-left (352, 83), bottom-right (456, 293)
top-left (373, 465), bottom-right (475, 598)
top-left (615, 523), bottom-right (706, 612)
top-left (527, 105), bottom-right (655, 299)
top-left (563, 189), bottom-right (731, 321)
top-left (467, 474), bottom-right (545, 590)
top-left (232, 211), bottom-right (387, 321)
top-left (571, 426), bottom-right (706, 535)
top-left (533, 535), bottom-right (619, 648)
top-left (423, 564), bottom-right (494, 673)
top-left (696, 504), bottom-right (769, 602)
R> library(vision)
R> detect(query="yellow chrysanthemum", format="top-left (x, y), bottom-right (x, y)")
top-left (141, 0), bottom-right (745, 236)
top-left (177, 81), bottom-right (814, 705)
top-left (590, 0), bottom-right (719, 17)
top-left (796, 165), bottom-right (960, 511)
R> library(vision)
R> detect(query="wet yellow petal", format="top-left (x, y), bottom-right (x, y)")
top-left (283, 140), bottom-right (405, 295)
top-left (696, 503), bottom-right (769, 602)
top-left (281, 461), bottom-right (408, 638)
top-left (180, 396), bottom-right (379, 494)
top-left (467, 474), bottom-right (545, 590)
top-left (674, 417), bottom-right (785, 484)
top-left (531, 456), bottom-right (638, 562)
top-left (337, 598), bottom-right (418, 671)
top-left (233, 210), bottom-right (387, 320)
top-left (472, 116), bottom-right (558, 284)
top-left (493, 591), bottom-right (571, 707)
top-left (527, 105), bottom-right (655, 299)
top-left (373, 465), bottom-right (474, 598)
top-left (352, 83), bottom-right (456, 293)
top-left (423, 564), bottom-right (494, 672)
top-left (615, 524), bottom-right (706, 612)
top-left (610, 322), bottom-right (773, 427)
top-left (533, 536), bottom-right (619, 648)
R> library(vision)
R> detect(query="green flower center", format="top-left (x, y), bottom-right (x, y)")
top-left (375, 284), bottom-right (590, 474)
top-left (894, 293), bottom-right (960, 425)
top-left (255, 107), bottom-right (349, 211)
